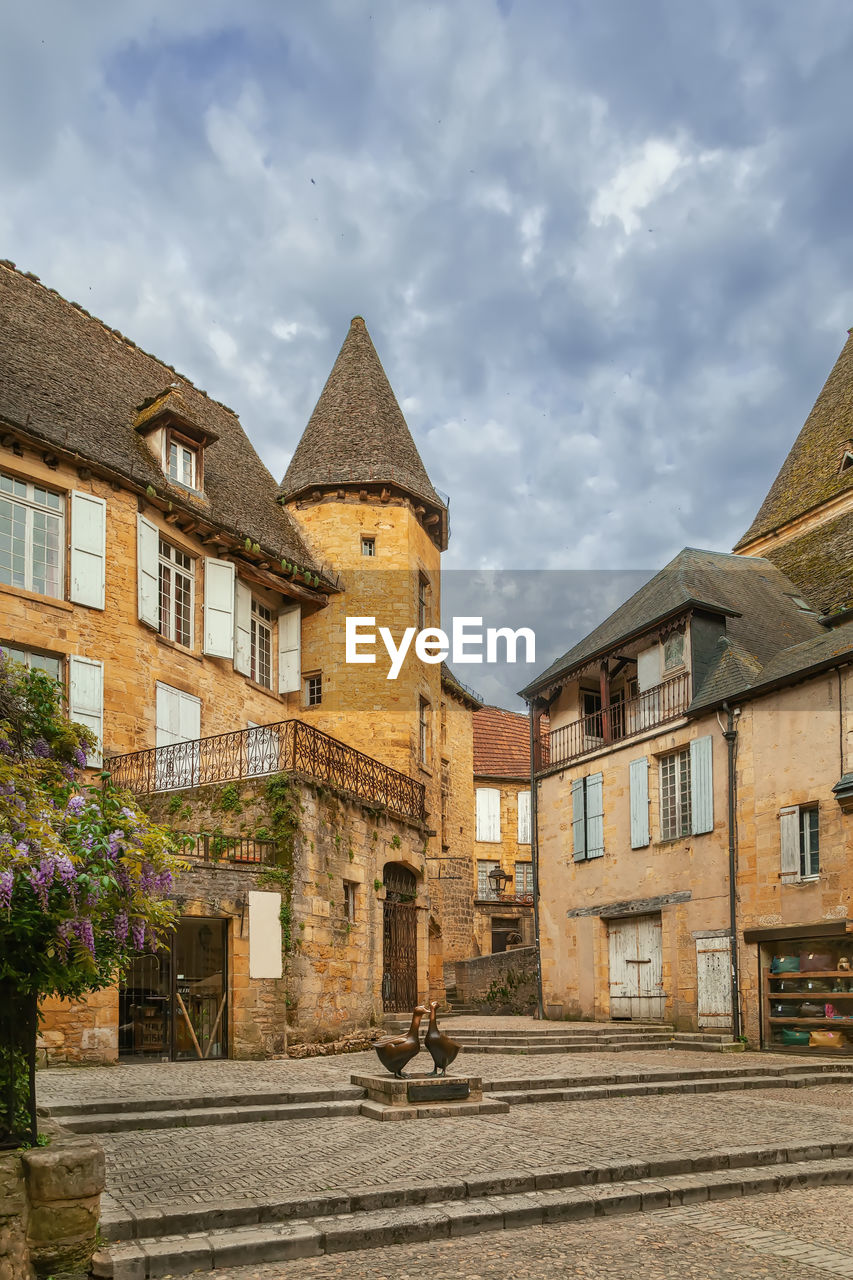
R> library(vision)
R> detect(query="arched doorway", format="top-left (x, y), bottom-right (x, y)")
top-left (382, 863), bottom-right (418, 1012)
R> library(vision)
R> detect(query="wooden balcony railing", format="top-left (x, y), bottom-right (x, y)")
top-left (543, 673), bottom-right (691, 769)
top-left (107, 719), bottom-right (426, 823)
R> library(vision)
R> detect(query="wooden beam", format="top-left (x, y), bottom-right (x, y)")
top-left (599, 661), bottom-right (611, 744)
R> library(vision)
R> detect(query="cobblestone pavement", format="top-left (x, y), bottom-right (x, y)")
top-left (97, 1090), bottom-right (853, 1212)
top-left (36, 1046), bottom-right (810, 1107)
top-left (178, 1190), bottom-right (853, 1279)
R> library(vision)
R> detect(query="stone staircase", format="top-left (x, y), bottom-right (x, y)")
top-left (380, 1018), bottom-right (743, 1054)
top-left (93, 1132), bottom-right (853, 1277)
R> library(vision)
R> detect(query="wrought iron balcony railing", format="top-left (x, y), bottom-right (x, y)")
top-left (189, 834), bottom-right (278, 866)
top-left (108, 719), bottom-right (426, 823)
top-left (543, 672), bottom-right (691, 769)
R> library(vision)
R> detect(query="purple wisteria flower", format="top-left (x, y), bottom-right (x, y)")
top-left (66, 795), bottom-right (86, 817)
top-left (107, 829), bottom-right (123, 858)
top-left (155, 870), bottom-right (173, 893)
top-left (120, 807), bottom-right (134, 820)
top-left (55, 854), bottom-right (75, 885)
top-left (139, 863), bottom-right (155, 894)
top-left (28, 857), bottom-right (56, 910)
top-left (74, 747), bottom-right (87, 768)
top-left (113, 910), bottom-right (128, 944)
top-left (0, 870), bottom-right (13, 911)
top-left (73, 917), bottom-right (95, 957)
top-left (32, 738), bottom-right (50, 758)
top-left (55, 920), bottom-right (74, 957)
top-left (131, 920), bottom-right (145, 951)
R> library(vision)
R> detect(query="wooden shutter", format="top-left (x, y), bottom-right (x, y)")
top-left (517, 789), bottom-right (531, 844)
top-left (690, 735), bottom-right (714, 834)
top-left (475, 787), bottom-right (501, 842)
top-left (234, 578), bottom-right (252, 675)
top-left (278, 604), bottom-right (301, 693)
top-left (629, 757), bottom-right (650, 848)
top-left (780, 806), bottom-right (799, 878)
top-left (203, 558), bottom-right (235, 658)
top-left (68, 656), bottom-right (104, 766)
top-left (571, 777), bottom-right (586, 861)
top-left (70, 490), bottom-right (106, 609)
top-left (137, 514), bottom-right (159, 629)
top-left (155, 683), bottom-right (201, 747)
top-left (586, 772), bottom-right (604, 858)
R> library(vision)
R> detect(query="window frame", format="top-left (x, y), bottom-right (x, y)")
top-left (799, 805), bottom-right (820, 879)
top-left (1, 644), bottom-right (63, 684)
top-left (164, 430), bottom-right (202, 492)
top-left (417, 572), bottom-right (430, 630)
top-left (659, 746), bottom-right (692, 841)
top-left (158, 537), bottom-right (195, 648)
top-left (304, 672), bottom-right (322, 707)
top-left (343, 880), bottom-right (357, 923)
top-left (250, 597), bottom-right (273, 689)
top-left (361, 535), bottom-right (376, 557)
top-left (0, 472), bottom-right (65, 599)
top-left (515, 861), bottom-right (534, 896)
top-left (418, 696), bottom-right (431, 766)
top-left (477, 859), bottom-right (501, 900)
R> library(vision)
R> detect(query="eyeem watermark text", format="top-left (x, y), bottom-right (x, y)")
top-left (346, 617), bottom-right (536, 680)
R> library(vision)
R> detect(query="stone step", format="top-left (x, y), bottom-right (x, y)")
top-left (92, 1146), bottom-right (853, 1277)
top-left (42, 1085), bottom-right (364, 1119)
top-left (489, 1069), bottom-right (853, 1105)
top-left (56, 1097), bottom-right (364, 1135)
top-left (480, 1062), bottom-right (853, 1092)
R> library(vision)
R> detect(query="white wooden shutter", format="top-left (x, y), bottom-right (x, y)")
top-left (155, 683), bottom-right (201, 747)
top-left (571, 777), bottom-right (586, 861)
top-left (517, 789), bottom-right (531, 844)
top-left (234, 578), bottom-right (252, 675)
top-left (637, 645), bottom-right (660, 692)
top-left (690, 735), bottom-right (714, 834)
top-left (68, 656), bottom-right (104, 767)
top-left (203, 558), bottom-right (235, 658)
top-left (475, 787), bottom-right (501, 842)
top-left (70, 491), bottom-right (106, 609)
top-left (278, 604), bottom-right (301, 693)
top-left (137, 514), bottom-right (159, 628)
top-left (586, 772), bottom-right (604, 858)
top-left (780, 806), bottom-right (800, 878)
top-left (629, 757), bottom-right (650, 848)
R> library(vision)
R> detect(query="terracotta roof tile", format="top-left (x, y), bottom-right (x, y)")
top-left (473, 704), bottom-right (533, 779)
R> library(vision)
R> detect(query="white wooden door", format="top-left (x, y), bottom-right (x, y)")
top-left (696, 936), bottom-right (733, 1029)
top-left (608, 914), bottom-right (665, 1021)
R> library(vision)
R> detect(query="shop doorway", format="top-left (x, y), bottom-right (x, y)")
top-left (382, 863), bottom-right (418, 1012)
top-left (119, 917), bottom-right (228, 1060)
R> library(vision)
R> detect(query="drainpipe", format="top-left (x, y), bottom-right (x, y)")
top-left (529, 699), bottom-right (545, 1021)
top-left (721, 701), bottom-right (742, 1040)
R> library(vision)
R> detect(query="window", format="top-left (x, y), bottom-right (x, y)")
top-left (361, 536), bottom-right (376, 557)
top-left (419, 697), bottom-right (431, 765)
top-left (2, 645), bottom-right (62, 683)
top-left (477, 860), bottom-right (500, 899)
top-left (663, 632), bottom-right (685, 671)
top-left (780, 804), bottom-right (820, 879)
top-left (571, 772), bottom-right (604, 861)
top-left (0, 473), bottom-right (64, 598)
top-left (343, 881), bottom-right (357, 923)
top-left (305, 673), bottom-right (322, 706)
top-left (250, 599), bottom-right (273, 689)
top-left (515, 862), bottom-right (534, 895)
top-left (517, 789), bottom-right (531, 844)
top-left (417, 573), bottom-right (430, 630)
top-left (166, 436), bottom-right (199, 490)
top-left (475, 787), bottom-right (501, 841)
top-left (158, 538), bottom-right (194, 647)
top-left (660, 748), bottom-right (691, 840)
top-left (840, 450), bottom-right (853, 474)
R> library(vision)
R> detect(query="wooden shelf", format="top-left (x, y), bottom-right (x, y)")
top-left (767, 970), bottom-right (852, 980)
top-left (768, 991), bottom-right (853, 999)
top-left (768, 1016), bottom-right (853, 1026)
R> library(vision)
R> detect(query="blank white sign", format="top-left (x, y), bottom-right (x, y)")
top-left (248, 891), bottom-right (283, 979)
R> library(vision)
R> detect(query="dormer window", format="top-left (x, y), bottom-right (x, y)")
top-left (166, 434), bottom-right (200, 490)
top-left (841, 450), bottom-right (853, 474)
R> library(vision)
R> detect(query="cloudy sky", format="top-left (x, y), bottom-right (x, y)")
top-left (3, 2), bottom-right (852, 700)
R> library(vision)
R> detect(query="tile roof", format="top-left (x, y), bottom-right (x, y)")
top-left (521, 548), bottom-right (823, 698)
top-left (278, 317), bottom-right (445, 514)
top-left (755, 509), bottom-right (853, 615)
top-left (735, 331), bottom-right (853, 547)
top-left (440, 663), bottom-right (483, 709)
top-left (0, 262), bottom-right (322, 574)
top-left (473, 704), bottom-right (532, 779)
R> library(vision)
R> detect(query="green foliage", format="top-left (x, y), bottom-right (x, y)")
top-left (218, 783), bottom-right (242, 814)
top-left (167, 794), bottom-right (184, 816)
top-left (256, 774), bottom-right (300, 952)
top-left (390, 834), bottom-right (401, 850)
top-left (373, 879), bottom-right (383, 893)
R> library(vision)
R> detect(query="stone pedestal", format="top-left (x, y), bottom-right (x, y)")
top-left (351, 1072), bottom-right (509, 1121)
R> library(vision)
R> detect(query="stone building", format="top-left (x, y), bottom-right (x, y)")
top-left (471, 705), bottom-right (535, 955)
top-left (525, 332), bottom-right (853, 1055)
top-left (0, 261), bottom-right (479, 1062)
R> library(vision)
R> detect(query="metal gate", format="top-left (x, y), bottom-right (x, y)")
top-left (608, 913), bottom-right (665, 1021)
top-left (696, 935), bottom-right (733, 1029)
top-left (382, 863), bottom-right (418, 1012)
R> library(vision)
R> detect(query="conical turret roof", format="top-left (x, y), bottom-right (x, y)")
top-left (279, 317), bottom-right (444, 512)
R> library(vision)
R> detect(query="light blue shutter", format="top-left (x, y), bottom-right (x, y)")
top-left (629, 757), bottom-right (650, 848)
top-left (571, 777), bottom-right (586, 861)
top-left (203, 558), bottom-right (235, 658)
top-left (586, 772), bottom-right (604, 858)
top-left (278, 604), bottom-right (301, 693)
top-left (690, 735), bottom-right (714, 834)
top-left (137, 514), bottom-right (159, 628)
top-left (68, 656), bottom-right (104, 767)
top-left (70, 490), bottom-right (106, 609)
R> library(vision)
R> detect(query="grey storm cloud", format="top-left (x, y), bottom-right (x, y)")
top-left (2, 0), bottom-right (853, 705)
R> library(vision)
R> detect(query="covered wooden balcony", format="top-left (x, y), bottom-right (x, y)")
top-left (542, 671), bottom-right (691, 768)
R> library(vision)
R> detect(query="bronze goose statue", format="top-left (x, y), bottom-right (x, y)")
top-left (370, 1005), bottom-right (429, 1077)
top-left (424, 1000), bottom-right (461, 1076)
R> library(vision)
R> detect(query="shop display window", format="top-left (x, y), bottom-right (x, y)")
top-left (762, 938), bottom-right (853, 1054)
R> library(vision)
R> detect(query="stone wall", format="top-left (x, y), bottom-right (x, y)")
top-left (454, 946), bottom-right (538, 1014)
top-left (0, 1134), bottom-right (104, 1280)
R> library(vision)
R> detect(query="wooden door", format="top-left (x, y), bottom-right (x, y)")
top-left (696, 936), bottom-right (733, 1029)
top-left (608, 914), bottom-right (664, 1021)
top-left (382, 864), bottom-right (418, 1013)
